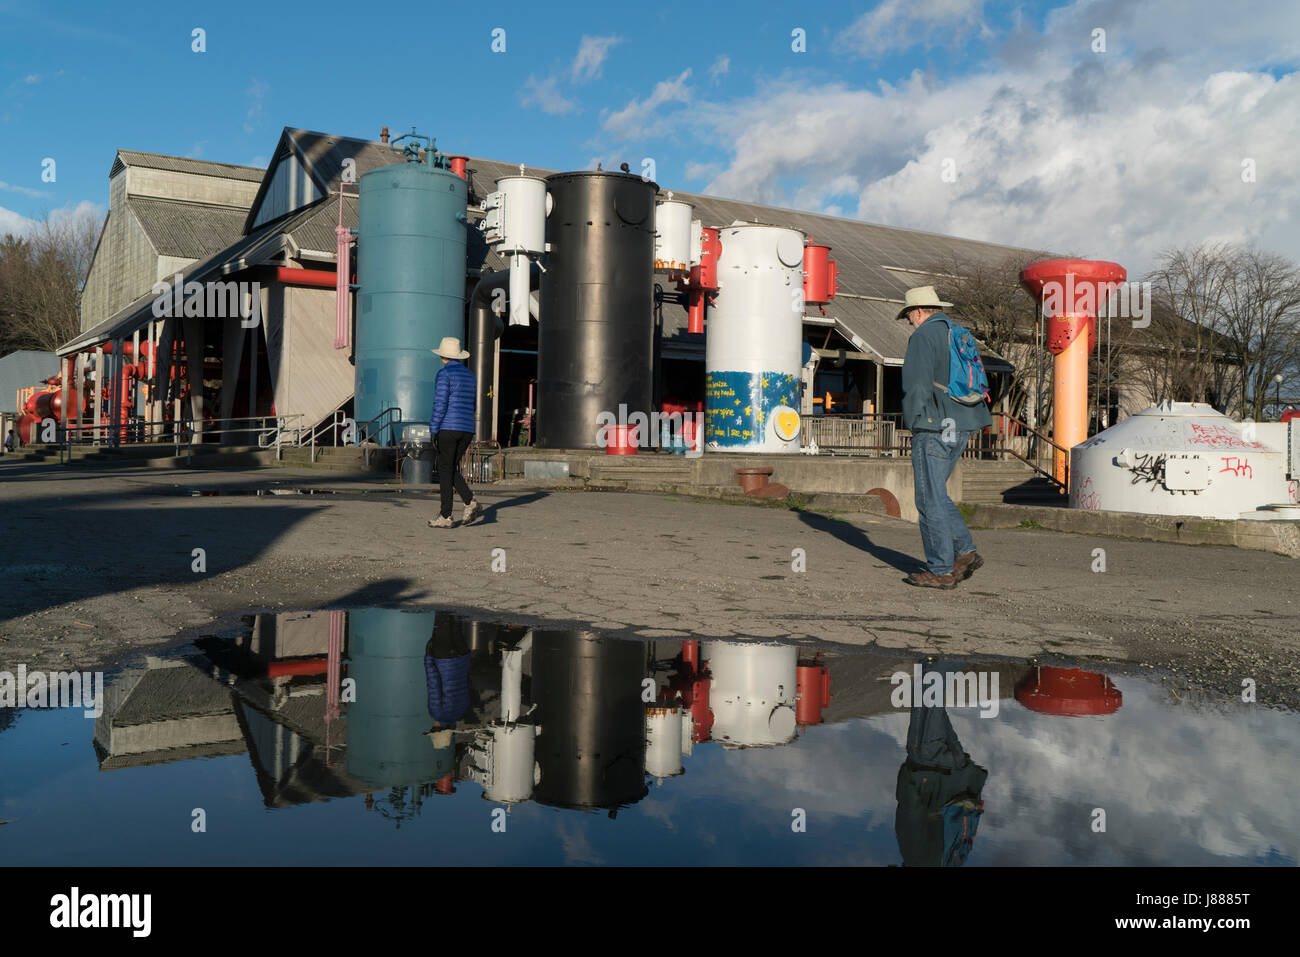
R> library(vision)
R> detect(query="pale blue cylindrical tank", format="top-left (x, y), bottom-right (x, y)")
top-left (345, 609), bottom-right (452, 788)
top-left (355, 134), bottom-right (467, 439)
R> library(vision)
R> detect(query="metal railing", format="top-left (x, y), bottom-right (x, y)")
top-left (466, 441), bottom-right (502, 484)
top-left (355, 407), bottom-right (403, 468)
top-left (57, 414), bottom-right (305, 466)
top-left (799, 411), bottom-right (1068, 491)
top-left (801, 413), bottom-right (901, 454)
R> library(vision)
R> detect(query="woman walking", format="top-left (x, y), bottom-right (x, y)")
top-left (427, 337), bottom-right (483, 529)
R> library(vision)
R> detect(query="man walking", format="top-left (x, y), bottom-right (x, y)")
top-left (427, 337), bottom-right (483, 529)
top-left (900, 287), bottom-right (991, 589)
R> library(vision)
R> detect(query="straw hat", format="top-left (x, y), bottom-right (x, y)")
top-left (431, 336), bottom-right (470, 360)
top-left (896, 285), bottom-right (953, 320)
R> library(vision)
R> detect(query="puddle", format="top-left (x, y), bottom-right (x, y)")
top-left (0, 609), bottom-right (1296, 866)
top-left (183, 487), bottom-right (408, 497)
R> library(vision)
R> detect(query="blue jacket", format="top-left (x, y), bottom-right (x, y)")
top-left (425, 653), bottom-right (471, 726)
top-left (901, 313), bottom-right (992, 434)
top-left (429, 359), bottom-right (477, 434)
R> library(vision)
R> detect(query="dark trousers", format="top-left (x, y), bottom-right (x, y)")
top-left (436, 430), bottom-right (474, 518)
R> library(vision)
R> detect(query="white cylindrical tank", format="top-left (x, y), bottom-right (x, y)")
top-left (487, 174), bottom-right (547, 327)
top-left (468, 723), bottom-right (541, 805)
top-left (702, 640), bottom-right (798, 748)
top-left (705, 222), bottom-right (806, 453)
top-left (494, 174), bottom-right (547, 254)
top-left (654, 198), bottom-right (693, 273)
top-left (645, 705), bottom-right (685, 779)
top-left (1069, 401), bottom-right (1292, 519)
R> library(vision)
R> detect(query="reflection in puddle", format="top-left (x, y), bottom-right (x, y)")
top-left (1, 609), bottom-right (1297, 866)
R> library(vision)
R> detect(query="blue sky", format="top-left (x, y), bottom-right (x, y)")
top-left (2, 0), bottom-right (1298, 275)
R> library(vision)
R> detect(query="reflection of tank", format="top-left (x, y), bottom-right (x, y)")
top-left (345, 609), bottom-right (453, 787)
top-left (531, 630), bottom-right (648, 809)
top-left (645, 704), bottom-right (686, 780)
top-left (1015, 666), bottom-right (1122, 716)
top-left (465, 634), bottom-right (541, 805)
top-left (796, 657), bottom-right (833, 728)
top-left (667, 639), bottom-right (712, 744)
top-left (702, 641), bottom-right (798, 747)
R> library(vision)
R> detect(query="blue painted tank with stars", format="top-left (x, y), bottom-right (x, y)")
top-left (705, 222), bottom-right (807, 453)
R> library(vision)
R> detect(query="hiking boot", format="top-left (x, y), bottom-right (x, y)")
top-left (428, 515), bottom-right (454, 528)
top-left (953, 551), bottom-right (984, 581)
top-left (462, 499), bottom-right (482, 525)
top-left (904, 570), bottom-right (959, 590)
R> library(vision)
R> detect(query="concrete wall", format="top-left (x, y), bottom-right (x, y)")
top-left (127, 166), bottom-right (260, 207)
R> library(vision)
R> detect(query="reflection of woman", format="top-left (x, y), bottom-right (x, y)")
top-left (425, 612), bottom-right (471, 730)
top-left (895, 661), bottom-right (988, 867)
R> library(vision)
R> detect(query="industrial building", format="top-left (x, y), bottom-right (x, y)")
top-left (30, 125), bottom-right (1294, 520)
top-left (52, 126), bottom-right (1039, 451)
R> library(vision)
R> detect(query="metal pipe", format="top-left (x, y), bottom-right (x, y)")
top-left (274, 266), bottom-right (338, 287)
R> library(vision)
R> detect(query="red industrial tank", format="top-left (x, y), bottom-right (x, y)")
top-left (802, 242), bottom-right (838, 304)
top-left (1015, 666), bottom-right (1122, 716)
top-left (686, 227), bottom-right (721, 334)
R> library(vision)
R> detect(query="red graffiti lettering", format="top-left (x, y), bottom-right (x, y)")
top-left (1218, 456), bottom-right (1253, 478)
top-left (1189, 423), bottom-right (1267, 450)
top-left (1289, 480), bottom-right (1298, 504)
top-left (1076, 476), bottom-right (1101, 511)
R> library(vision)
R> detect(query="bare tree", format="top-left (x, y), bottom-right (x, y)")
top-left (1219, 246), bottom-right (1300, 420)
top-left (0, 207), bottom-right (104, 353)
top-left (1145, 243), bottom-right (1235, 405)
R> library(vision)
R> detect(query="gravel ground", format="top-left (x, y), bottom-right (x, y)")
top-left (1, 459), bottom-right (1296, 708)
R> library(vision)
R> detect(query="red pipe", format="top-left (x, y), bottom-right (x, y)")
top-left (448, 156), bottom-right (468, 179)
top-left (275, 266), bottom-right (337, 288)
top-left (267, 658), bottom-right (329, 678)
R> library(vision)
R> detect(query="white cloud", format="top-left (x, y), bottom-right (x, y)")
top-left (0, 199), bottom-right (102, 239)
top-left (243, 79), bottom-right (268, 134)
top-left (708, 55), bottom-right (730, 81)
top-left (665, 0), bottom-right (1300, 277)
top-left (837, 0), bottom-right (990, 57)
top-left (601, 69), bottom-right (693, 141)
top-left (571, 35), bottom-right (621, 84)
top-left (0, 180), bottom-right (53, 199)
top-left (0, 205), bottom-right (38, 237)
top-left (23, 74), bottom-right (40, 84)
top-left (519, 74), bottom-right (578, 115)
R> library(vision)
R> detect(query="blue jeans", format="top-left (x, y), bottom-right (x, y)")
top-left (911, 430), bottom-right (976, 576)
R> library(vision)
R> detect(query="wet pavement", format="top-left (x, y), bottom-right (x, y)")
top-left (1, 609), bottom-right (1295, 866)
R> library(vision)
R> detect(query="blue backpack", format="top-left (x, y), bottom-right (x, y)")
top-left (931, 315), bottom-right (989, 406)
top-left (941, 799), bottom-right (985, 866)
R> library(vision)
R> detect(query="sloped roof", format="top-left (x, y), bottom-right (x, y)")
top-left (243, 129), bottom-right (407, 233)
top-left (112, 150), bottom-right (264, 182)
top-left (128, 197), bottom-right (250, 259)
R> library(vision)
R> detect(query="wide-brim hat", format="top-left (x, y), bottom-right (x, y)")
top-left (897, 285), bottom-right (953, 320)
top-left (431, 336), bottom-right (470, 360)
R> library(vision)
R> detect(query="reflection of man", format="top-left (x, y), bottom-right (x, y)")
top-left (895, 661), bottom-right (988, 866)
top-left (425, 612), bottom-right (471, 730)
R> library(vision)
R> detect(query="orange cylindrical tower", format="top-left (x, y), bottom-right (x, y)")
top-left (1020, 259), bottom-right (1126, 486)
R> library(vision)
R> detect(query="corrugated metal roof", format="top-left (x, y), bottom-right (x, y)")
top-left (112, 150), bottom-right (264, 182)
top-left (283, 192), bottom-right (358, 255)
top-left (128, 198), bottom-right (250, 260)
top-left (59, 215), bottom-right (297, 356)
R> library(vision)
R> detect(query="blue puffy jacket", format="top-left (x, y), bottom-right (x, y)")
top-left (429, 359), bottom-right (477, 434)
top-left (425, 653), bottom-right (471, 726)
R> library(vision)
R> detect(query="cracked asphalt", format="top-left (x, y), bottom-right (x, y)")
top-left (1, 459), bottom-right (1296, 708)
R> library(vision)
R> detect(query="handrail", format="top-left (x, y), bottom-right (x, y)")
top-left (355, 406), bottom-right (403, 468)
top-left (986, 412), bottom-right (1068, 491)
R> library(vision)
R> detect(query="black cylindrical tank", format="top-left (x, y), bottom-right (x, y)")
top-left (536, 171), bottom-right (657, 450)
top-left (530, 630), bottom-right (648, 810)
